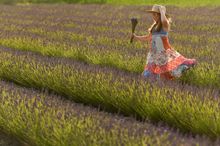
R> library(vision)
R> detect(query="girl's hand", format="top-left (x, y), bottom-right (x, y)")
top-left (159, 6), bottom-right (166, 14)
top-left (131, 33), bottom-right (137, 40)
top-left (130, 33), bottom-right (136, 43)
top-left (131, 33), bottom-right (136, 37)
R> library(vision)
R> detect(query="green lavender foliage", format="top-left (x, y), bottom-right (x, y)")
top-left (0, 49), bottom-right (219, 139)
top-left (0, 81), bottom-right (213, 146)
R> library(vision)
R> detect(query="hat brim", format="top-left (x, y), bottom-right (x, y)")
top-left (146, 10), bottom-right (170, 18)
top-left (146, 10), bottom-right (160, 13)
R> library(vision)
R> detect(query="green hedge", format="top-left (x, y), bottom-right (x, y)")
top-left (0, 0), bottom-right (220, 6)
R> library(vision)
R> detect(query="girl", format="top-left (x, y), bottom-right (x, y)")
top-left (132, 4), bottom-right (197, 80)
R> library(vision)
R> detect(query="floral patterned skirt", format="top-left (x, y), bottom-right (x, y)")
top-left (143, 49), bottom-right (197, 79)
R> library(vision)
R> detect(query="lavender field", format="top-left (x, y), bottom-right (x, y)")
top-left (0, 4), bottom-right (219, 146)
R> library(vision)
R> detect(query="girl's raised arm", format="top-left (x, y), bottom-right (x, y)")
top-left (159, 6), bottom-right (170, 32)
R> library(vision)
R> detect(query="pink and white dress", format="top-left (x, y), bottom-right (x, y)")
top-left (144, 28), bottom-right (197, 79)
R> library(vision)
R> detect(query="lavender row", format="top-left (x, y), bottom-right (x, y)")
top-left (0, 47), bottom-right (219, 138)
top-left (0, 5), bottom-right (219, 61)
top-left (0, 80), bottom-right (216, 145)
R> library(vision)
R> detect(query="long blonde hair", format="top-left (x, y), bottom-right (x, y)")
top-left (148, 14), bottom-right (172, 33)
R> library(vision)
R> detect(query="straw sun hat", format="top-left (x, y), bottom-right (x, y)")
top-left (146, 4), bottom-right (170, 18)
